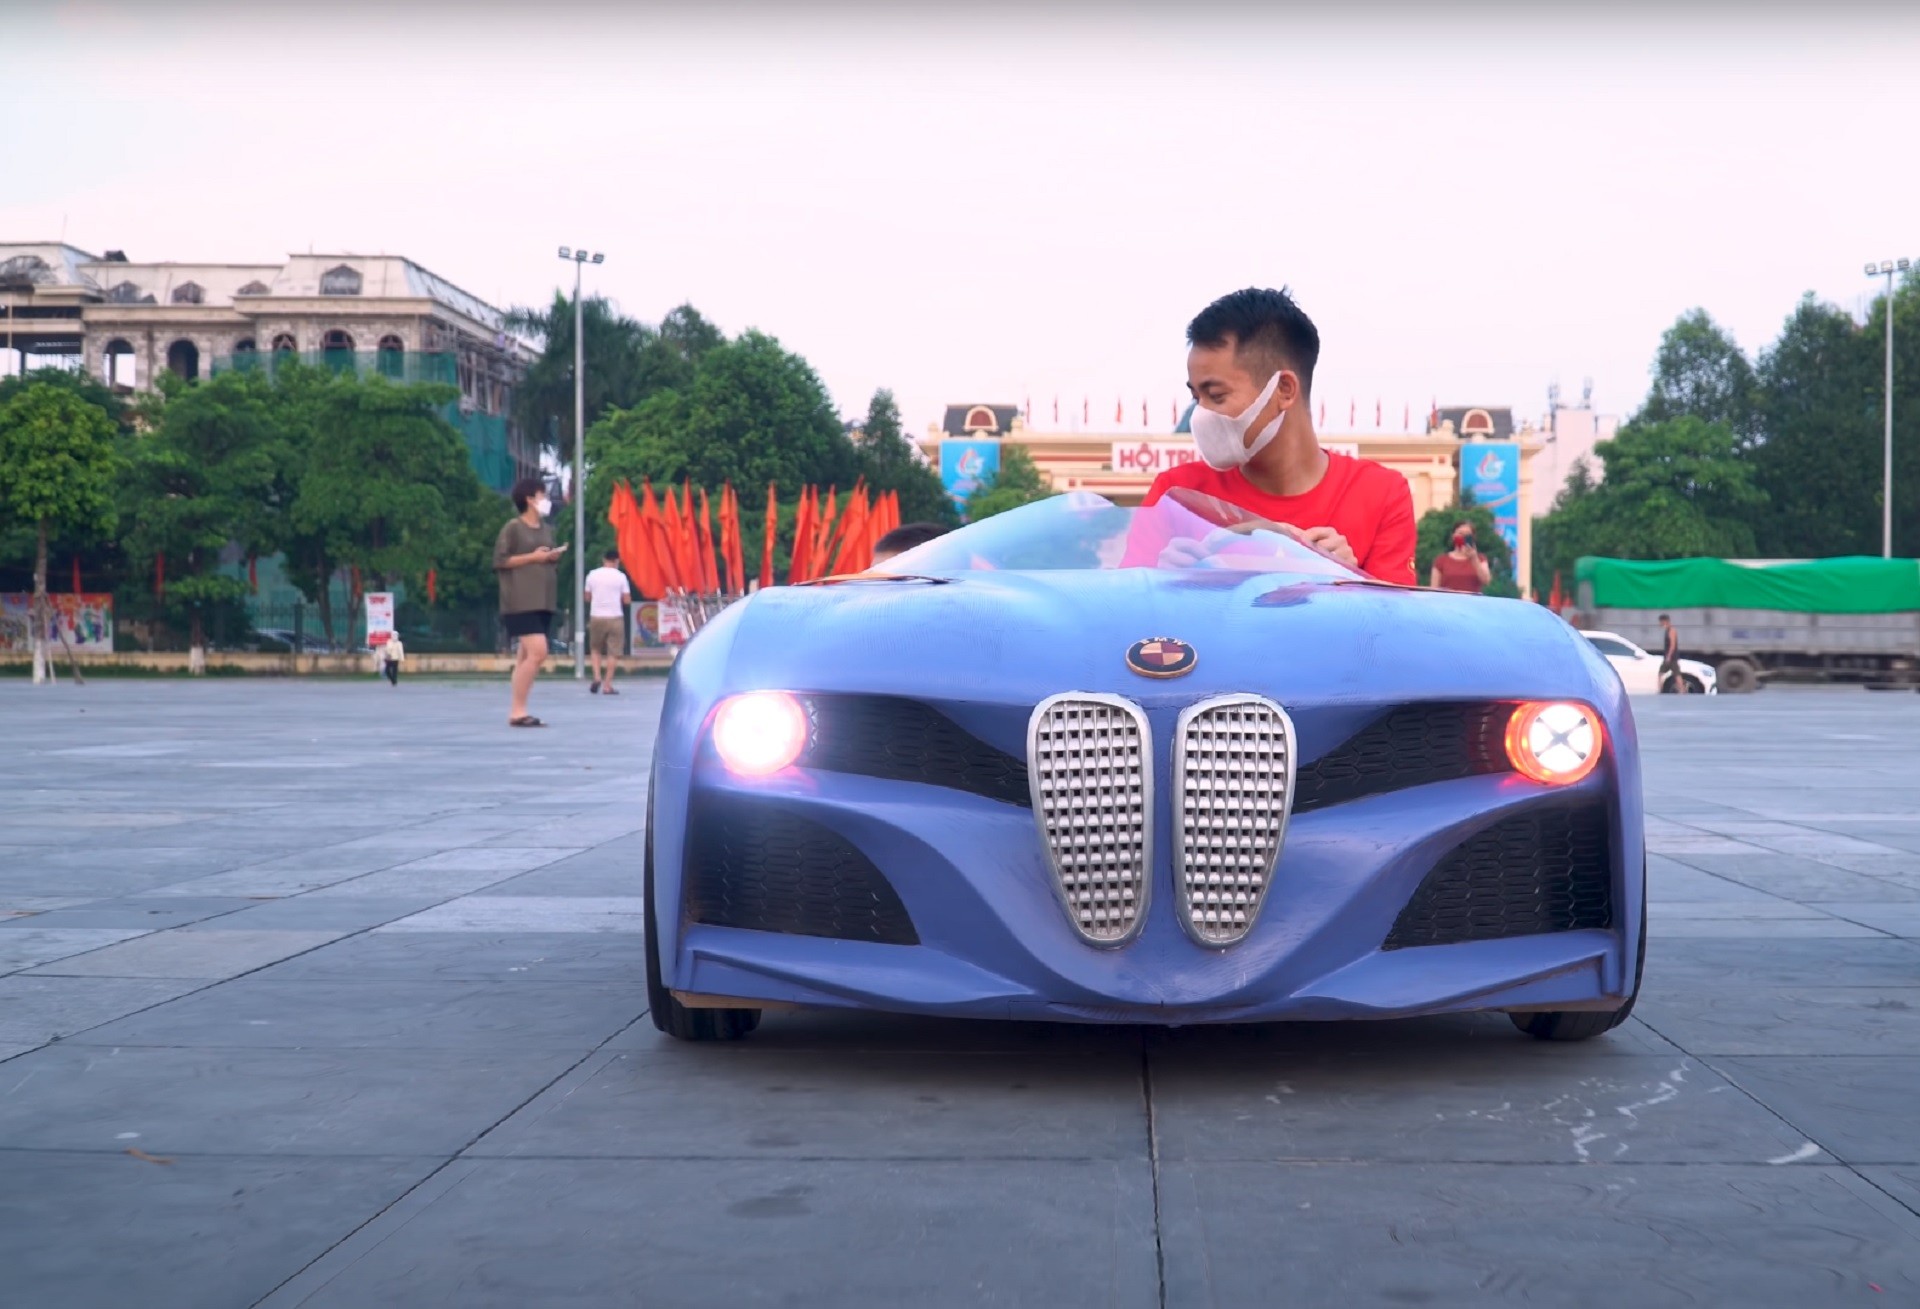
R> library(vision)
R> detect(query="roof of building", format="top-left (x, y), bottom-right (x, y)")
top-left (1435, 405), bottom-right (1515, 441)
top-left (0, 244), bottom-right (105, 290)
top-left (940, 403), bottom-right (1021, 436)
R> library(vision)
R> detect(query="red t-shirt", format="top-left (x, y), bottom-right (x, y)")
top-left (1137, 451), bottom-right (1417, 585)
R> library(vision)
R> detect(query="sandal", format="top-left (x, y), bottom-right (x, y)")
top-left (509, 715), bottom-right (546, 728)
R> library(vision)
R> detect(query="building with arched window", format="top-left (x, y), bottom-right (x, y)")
top-left (0, 242), bottom-right (538, 491)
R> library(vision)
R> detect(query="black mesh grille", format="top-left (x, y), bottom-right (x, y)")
top-left (1383, 803), bottom-right (1613, 950)
top-left (802, 694), bottom-right (1030, 807)
top-left (1293, 702), bottom-right (1512, 812)
top-left (685, 800), bottom-right (918, 945)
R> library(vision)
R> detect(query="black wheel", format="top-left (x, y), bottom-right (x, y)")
top-left (1715, 658), bottom-right (1758, 694)
top-left (1681, 675), bottom-right (1706, 694)
top-left (1510, 878), bottom-right (1647, 1042)
top-left (644, 786), bottom-right (761, 1042)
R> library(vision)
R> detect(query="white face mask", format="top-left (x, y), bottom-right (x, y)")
top-left (532, 496), bottom-right (552, 518)
top-left (1190, 372), bottom-right (1287, 471)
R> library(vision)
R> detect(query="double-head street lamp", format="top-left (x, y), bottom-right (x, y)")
top-left (558, 246), bottom-right (604, 678)
top-left (1865, 257), bottom-right (1910, 559)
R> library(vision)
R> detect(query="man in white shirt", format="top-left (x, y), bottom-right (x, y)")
top-left (582, 550), bottom-right (633, 696)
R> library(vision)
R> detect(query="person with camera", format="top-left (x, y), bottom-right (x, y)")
top-left (1429, 521), bottom-right (1492, 594)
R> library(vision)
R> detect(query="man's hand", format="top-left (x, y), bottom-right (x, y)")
top-left (1296, 525), bottom-right (1358, 569)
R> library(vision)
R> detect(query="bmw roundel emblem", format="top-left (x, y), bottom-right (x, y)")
top-left (1126, 637), bottom-right (1197, 679)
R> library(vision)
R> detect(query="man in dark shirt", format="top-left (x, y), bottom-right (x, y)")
top-left (494, 476), bottom-right (566, 726)
top-left (1658, 613), bottom-right (1685, 694)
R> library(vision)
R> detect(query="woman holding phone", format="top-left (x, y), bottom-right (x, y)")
top-left (494, 476), bottom-right (567, 727)
top-left (1430, 521), bottom-right (1492, 594)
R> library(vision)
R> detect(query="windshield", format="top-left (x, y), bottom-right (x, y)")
top-left (878, 490), bottom-right (1370, 581)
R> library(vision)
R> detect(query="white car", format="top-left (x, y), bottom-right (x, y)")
top-left (1581, 630), bottom-right (1717, 695)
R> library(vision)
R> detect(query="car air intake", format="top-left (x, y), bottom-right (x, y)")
top-left (1174, 694), bottom-right (1296, 946)
top-left (684, 800), bottom-right (918, 946)
top-left (1292, 701), bottom-right (1513, 813)
top-left (1383, 802), bottom-right (1612, 950)
top-left (1027, 694), bottom-right (1152, 945)
top-left (802, 694), bottom-right (1029, 807)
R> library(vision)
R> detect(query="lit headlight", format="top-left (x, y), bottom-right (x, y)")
top-left (712, 692), bottom-right (809, 777)
top-left (1505, 701), bottom-right (1603, 785)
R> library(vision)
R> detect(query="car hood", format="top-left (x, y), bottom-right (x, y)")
top-left (711, 570), bottom-right (1615, 709)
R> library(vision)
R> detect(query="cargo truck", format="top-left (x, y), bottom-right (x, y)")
top-left (1573, 555), bottom-right (1920, 692)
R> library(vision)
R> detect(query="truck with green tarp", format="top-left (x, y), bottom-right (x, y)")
top-left (1574, 556), bottom-right (1920, 692)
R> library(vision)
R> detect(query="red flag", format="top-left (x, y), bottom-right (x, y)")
top-left (722, 484), bottom-right (745, 594)
top-left (1140, 398), bottom-right (1148, 426)
top-left (760, 483), bottom-right (778, 590)
top-left (246, 555), bottom-right (256, 594)
top-left (1082, 397), bottom-right (1089, 424)
top-left (810, 486), bottom-right (839, 581)
top-left (1549, 570), bottom-right (1566, 612)
top-left (72, 556), bottom-right (82, 596)
top-left (1403, 402), bottom-right (1410, 431)
top-left (788, 487), bottom-right (814, 584)
top-left (1052, 396), bottom-right (1059, 423)
top-left (1375, 400), bottom-right (1382, 427)
top-left (1349, 400), bottom-right (1355, 426)
top-left (154, 552), bottom-right (164, 601)
top-left (426, 567), bottom-right (437, 605)
top-left (833, 487), bottom-right (872, 574)
top-left (1023, 396), bottom-right (1031, 424)
top-left (1430, 398), bottom-right (1440, 431)
top-left (611, 480), bottom-right (663, 599)
top-left (1114, 397), bottom-right (1123, 424)
top-left (697, 488), bottom-right (719, 594)
top-left (1171, 400), bottom-right (1179, 428)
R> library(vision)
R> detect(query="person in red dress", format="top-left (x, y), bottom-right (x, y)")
top-left (1429, 522), bottom-right (1492, 593)
top-left (1129, 287), bottom-right (1416, 585)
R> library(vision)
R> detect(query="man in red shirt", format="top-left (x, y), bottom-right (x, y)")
top-left (1137, 287), bottom-right (1416, 585)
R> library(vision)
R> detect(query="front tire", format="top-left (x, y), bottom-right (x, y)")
top-left (1510, 882), bottom-right (1647, 1042)
top-left (645, 786), bottom-right (761, 1042)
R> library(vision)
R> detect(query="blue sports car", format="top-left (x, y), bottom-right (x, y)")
top-left (645, 490), bottom-right (1646, 1042)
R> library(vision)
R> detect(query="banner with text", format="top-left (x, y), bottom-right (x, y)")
top-left (1110, 440), bottom-right (1359, 478)
top-left (1463, 442), bottom-right (1521, 553)
top-left (0, 594), bottom-right (114, 654)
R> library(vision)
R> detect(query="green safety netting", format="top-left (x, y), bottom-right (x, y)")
top-left (1575, 556), bottom-right (1920, 613)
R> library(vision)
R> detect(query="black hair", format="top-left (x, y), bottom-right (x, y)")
top-left (1187, 287), bottom-right (1321, 397)
top-left (1659, 614), bottom-right (1671, 623)
top-left (874, 522), bottom-right (949, 556)
top-left (602, 548), bottom-right (620, 562)
top-left (510, 476), bottom-right (547, 513)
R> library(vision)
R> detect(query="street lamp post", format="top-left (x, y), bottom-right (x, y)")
top-left (1865, 258), bottom-right (1910, 559)
top-left (558, 246), bottom-right (604, 678)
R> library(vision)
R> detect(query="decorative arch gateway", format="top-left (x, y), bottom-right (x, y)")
top-left (1460, 408), bottom-right (1497, 438)
top-left (962, 405), bottom-right (1000, 434)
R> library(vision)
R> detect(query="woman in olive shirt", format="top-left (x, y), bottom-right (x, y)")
top-left (494, 476), bottom-right (566, 727)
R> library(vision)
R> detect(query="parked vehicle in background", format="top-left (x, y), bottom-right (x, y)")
top-left (1581, 631), bottom-right (1716, 695)
top-left (1576, 556), bottom-right (1920, 693)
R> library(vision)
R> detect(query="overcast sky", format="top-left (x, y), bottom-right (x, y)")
top-left (5, 1), bottom-right (1918, 436)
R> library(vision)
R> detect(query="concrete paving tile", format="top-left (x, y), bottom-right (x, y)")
top-left (1634, 987), bottom-right (1920, 1055)
top-left (66, 977), bottom-right (644, 1051)
top-left (1150, 1049), bottom-right (1812, 1165)
top-left (1862, 1165), bottom-right (1920, 1214)
top-left (1811, 903), bottom-right (1920, 936)
top-left (1648, 900), bottom-right (1829, 919)
top-left (1644, 834), bottom-right (1774, 856)
top-left (1716, 1057), bottom-right (1920, 1164)
top-left (0, 927), bottom-right (150, 976)
top-left (1814, 852), bottom-right (1920, 877)
top-left (205, 896), bottom-right (444, 932)
top-left (471, 1045), bottom-right (1147, 1161)
top-left (0, 976), bottom-right (203, 1046)
top-left (29, 928), bottom-right (346, 979)
top-left (1650, 916), bottom-right (1886, 939)
top-left (0, 894), bottom-right (257, 929)
top-left (0, 1044), bottom-right (587, 1155)
top-left (300, 866), bottom-right (534, 900)
top-left (0, 896), bottom-right (96, 916)
top-left (254, 931), bottom-right (648, 983)
top-left (0, 1152), bottom-right (438, 1309)
top-left (1157, 1163), bottom-right (1920, 1306)
top-left (1639, 937), bottom-right (1920, 989)
top-left (386, 846), bottom-right (585, 875)
top-left (269, 1157), bottom-right (1159, 1309)
top-left (1645, 862), bottom-right (1783, 905)
top-left (378, 895), bottom-right (644, 934)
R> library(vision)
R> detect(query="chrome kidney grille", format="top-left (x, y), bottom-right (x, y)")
top-left (1175, 695), bottom-right (1297, 946)
top-left (1027, 694), bottom-right (1153, 945)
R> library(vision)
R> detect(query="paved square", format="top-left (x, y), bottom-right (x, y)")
top-left (4, 681), bottom-right (1919, 1306)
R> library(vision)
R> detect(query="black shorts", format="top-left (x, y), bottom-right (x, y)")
top-left (501, 610), bottom-right (553, 640)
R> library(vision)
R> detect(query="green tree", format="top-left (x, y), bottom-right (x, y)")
top-left (1531, 417), bottom-right (1768, 582)
top-left (286, 370), bottom-right (476, 643)
top-left (0, 382), bottom-right (120, 682)
top-left (1414, 491), bottom-right (1515, 596)
top-left (1636, 309), bottom-right (1758, 439)
top-left (852, 389), bottom-right (958, 528)
top-left (965, 444), bottom-right (1054, 521)
top-left (123, 370), bottom-right (297, 664)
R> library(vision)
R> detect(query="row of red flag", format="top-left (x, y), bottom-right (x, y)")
top-left (1022, 397), bottom-right (1444, 432)
top-left (608, 480), bottom-right (904, 601)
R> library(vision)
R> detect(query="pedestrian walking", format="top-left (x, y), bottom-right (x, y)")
top-left (1658, 613), bottom-right (1688, 693)
top-left (494, 476), bottom-right (566, 727)
top-left (1429, 522), bottom-right (1492, 593)
top-left (375, 631), bottom-right (405, 686)
top-left (583, 548), bottom-right (632, 696)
